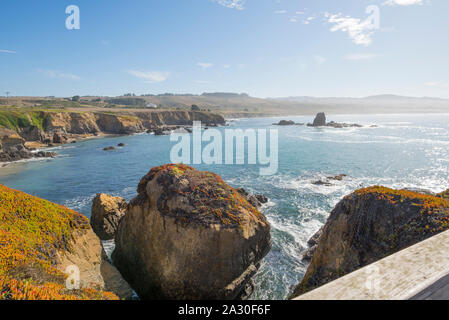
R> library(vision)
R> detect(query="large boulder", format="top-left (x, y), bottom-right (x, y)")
top-left (91, 193), bottom-right (127, 240)
top-left (312, 113), bottom-right (326, 126)
top-left (112, 164), bottom-right (271, 300)
top-left (291, 186), bottom-right (449, 298)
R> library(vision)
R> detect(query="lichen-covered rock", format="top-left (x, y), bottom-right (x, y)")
top-left (113, 164), bottom-right (271, 300)
top-left (0, 184), bottom-right (131, 300)
top-left (291, 186), bottom-right (449, 298)
top-left (91, 193), bottom-right (127, 240)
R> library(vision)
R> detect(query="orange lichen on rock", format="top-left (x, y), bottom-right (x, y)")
top-left (355, 186), bottom-right (449, 232)
top-left (0, 184), bottom-right (118, 300)
top-left (139, 164), bottom-right (265, 227)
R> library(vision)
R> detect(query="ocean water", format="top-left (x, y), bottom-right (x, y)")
top-left (1, 113), bottom-right (449, 300)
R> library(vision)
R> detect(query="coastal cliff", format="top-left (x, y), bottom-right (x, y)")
top-left (291, 186), bottom-right (449, 298)
top-left (37, 110), bottom-right (225, 137)
top-left (0, 184), bottom-right (131, 300)
top-left (0, 110), bottom-right (225, 163)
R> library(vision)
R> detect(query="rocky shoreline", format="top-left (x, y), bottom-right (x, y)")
top-left (0, 110), bottom-right (225, 165)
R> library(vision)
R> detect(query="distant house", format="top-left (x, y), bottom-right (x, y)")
top-left (145, 103), bottom-right (158, 108)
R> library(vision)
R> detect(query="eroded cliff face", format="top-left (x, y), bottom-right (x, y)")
top-left (42, 111), bottom-right (225, 137)
top-left (291, 186), bottom-right (449, 299)
top-left (134, 111), bottom-right (225, 127)
top-left (112, 164), bottom-right (271, 300)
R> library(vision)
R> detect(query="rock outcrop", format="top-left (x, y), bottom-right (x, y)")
top-left (0, 184), bottom-right (132, 300)
top-left (274, 120), bottom-right (295, 126)
top-left (0, 129), bottom-right (56, 163)
top-left (301, 227), bottom-right (323, 262)
top-left (236, 188), bottom-right (269, 208)
top-left (113, 164), bottom-right (271, 300)
top-left (0, 110), bottom-right (225, 164)
top-left (291, 186), bottom-right (449, 298)
top-left (91, 193), bottom-right (127, 240)
top-left (307, 113), bottom-right (362, 128)
top-left (312, 113), bottom-right (326, 127)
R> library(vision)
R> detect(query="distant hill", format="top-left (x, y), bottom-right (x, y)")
top-left (1, 93), bottom-right (449, 117)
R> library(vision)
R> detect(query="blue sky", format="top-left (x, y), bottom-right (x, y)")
top-left (0, 0), bottom-right (448, 98)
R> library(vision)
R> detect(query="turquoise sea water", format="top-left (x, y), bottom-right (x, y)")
top-left (1, 113), bottom-right (449, 300)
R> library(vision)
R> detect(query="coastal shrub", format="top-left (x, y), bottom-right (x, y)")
top-left (0, 184), bottom-right (118, 300)
top-left (0, 111), bottom-right (48, 131)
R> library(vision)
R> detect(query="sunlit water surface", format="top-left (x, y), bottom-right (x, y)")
top-left (1, 113), bottom-right (449, 300)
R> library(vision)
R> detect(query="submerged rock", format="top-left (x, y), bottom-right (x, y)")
top-left (291, 186), bottom-right (449, 298)
top-left (327, 174), bottom-right (347, 181)
top-left (312, 180), bottom-right (333, 186)
top-left (91, 193), bottom-right (127, 240)
top-left (274, 120), bottom-right (295, 126)
top-left (236, 188), bottom-right (269, 208)
top-left (113, 164), bottom-right (271, 300)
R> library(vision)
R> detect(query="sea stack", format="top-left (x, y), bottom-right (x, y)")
top-left (112, 164), bottom-right (271, 300)
top-left (312, 113), bottom-right (326, 126)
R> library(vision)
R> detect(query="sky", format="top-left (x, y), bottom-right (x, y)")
top-left (0, 0), bottom-right (448, 98)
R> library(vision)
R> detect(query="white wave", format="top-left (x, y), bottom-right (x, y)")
top-left (102, 240), bottom-right (115, 261)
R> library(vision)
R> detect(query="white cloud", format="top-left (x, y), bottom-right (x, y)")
top-left (127, 70), bottom-right (170, 82)
top-left (425, 81), bottom-right (449, 88)
top-left (325, 12), bottom-right (376, 46)
top-left (303, 16), bottom-right (316, 25)
top-left (224, 64), bottom-right (231, 69)
top-left (274, 10), bottom-right (287, 14)
top-left (383, 0), bottom-right (423, 6)
top-left (313, 55), bottom-right (326, 65)
top-left (0, 49), bottom-right (16, 54)
top-left (194, 80), bottom-right (213, 84)
top-left (197, 62), bottom-right (214, 69)
top-left (38, 69), bottom-right (80, 81)
top-left (211, 0), bottom-right (245, 10)
top-left (290, 17), bottom-right (298, 23)
top-left (344, 53), bottom-right (378, 60)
